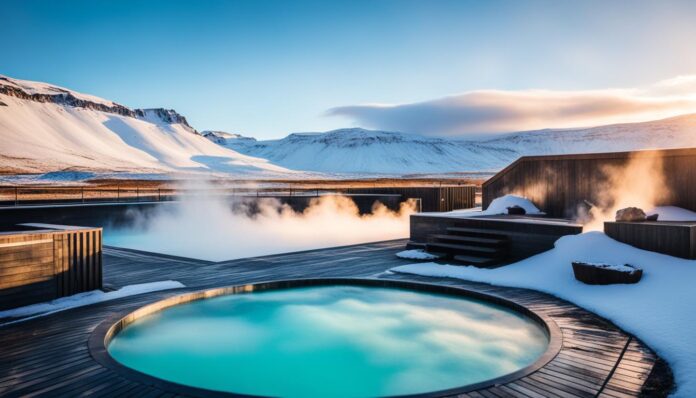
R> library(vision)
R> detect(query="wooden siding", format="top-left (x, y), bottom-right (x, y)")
top-left (482, 147), bottom-right (696, 218)
top-left (346, 186), bottom-right (476, 212)
top-left (604, 221), bottom-right (696, 259)
top-left (0, 226), bottom-right (102, 310)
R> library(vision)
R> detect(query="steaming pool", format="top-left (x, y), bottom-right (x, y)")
top-left (101, 195), bottom-right (412, 261)
top-left (98, 280), bottom-right (553, 398)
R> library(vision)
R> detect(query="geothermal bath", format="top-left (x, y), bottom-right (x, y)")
top-left (105, 282), bottom-right (550, 398)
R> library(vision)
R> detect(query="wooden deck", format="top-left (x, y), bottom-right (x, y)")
top-left (0, 240), bottom-right (671, 397)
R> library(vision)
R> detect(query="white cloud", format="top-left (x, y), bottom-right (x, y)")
top-left (327, 76), bottom-right (696, 137)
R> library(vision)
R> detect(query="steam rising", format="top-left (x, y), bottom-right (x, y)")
top-left (107, 194), bottom-right (415, 261)
top-left (582, 154), bottom-right (669, 231)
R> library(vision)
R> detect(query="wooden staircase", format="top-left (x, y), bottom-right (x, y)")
top-left (424, 227), bottom-right (510, 267)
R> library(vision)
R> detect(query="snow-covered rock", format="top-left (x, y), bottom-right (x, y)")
top-left (485, 194), bottom-right (542, 215)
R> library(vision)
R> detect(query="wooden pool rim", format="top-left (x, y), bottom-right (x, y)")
top-left (88, 278), bottom-right (563, 398)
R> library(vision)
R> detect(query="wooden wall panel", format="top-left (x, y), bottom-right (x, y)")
top-left (604, 221), bottom-right (696, 259)
top-left (0, 227), bottom-right (102, 310)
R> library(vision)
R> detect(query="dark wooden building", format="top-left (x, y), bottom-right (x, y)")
top-left (482, 148), bottom-right (696, 219)
top-left (0, 224), bottom-right (102, 310)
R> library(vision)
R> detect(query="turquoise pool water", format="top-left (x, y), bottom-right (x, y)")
top-left (108, 285), bottom-right (548, 397)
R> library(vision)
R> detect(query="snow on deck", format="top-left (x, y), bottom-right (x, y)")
top-left (392, 231), bottom-right (695, 397)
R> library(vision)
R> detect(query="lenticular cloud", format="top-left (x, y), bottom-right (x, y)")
top-left (327, 75), bottom-right (696, 137)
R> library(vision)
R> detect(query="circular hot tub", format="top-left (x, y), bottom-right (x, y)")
top-left (92, 279), bottom-right (560, 398)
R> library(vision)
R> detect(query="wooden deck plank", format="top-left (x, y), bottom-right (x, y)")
top-left (0, 239), bottom-right (666, 397)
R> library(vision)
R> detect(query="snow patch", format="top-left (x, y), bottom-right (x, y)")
top-left (396, 249), bottom-right (442, 260)
top-left (575, 262), bottom-right (640, 273)
top-left (0, 280), bottom-right (185, 324)
top-left (646, 206), bottom-right (696, 221)
top-left (428, 195), bottom-right (543, 218)
top-left (391, 232), bottom-right (695, 397)
top-left (484, 194), bottom-right (542, 215)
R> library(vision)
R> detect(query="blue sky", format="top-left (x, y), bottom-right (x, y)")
top-left (2, 0), bottom-right (696, 138)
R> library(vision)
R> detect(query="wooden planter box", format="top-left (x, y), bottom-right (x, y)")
top-left (572, 262), bottom-right (643, 285)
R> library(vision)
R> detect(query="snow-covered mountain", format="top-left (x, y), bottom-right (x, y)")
top-left (222, 115), bottom-right (696, 174)
top-left (0, 75), bottom-right (290, 177)
top-left (3, 74), bottom-right (696, 178)
top-left (223, 129), bottom-right (516, 174)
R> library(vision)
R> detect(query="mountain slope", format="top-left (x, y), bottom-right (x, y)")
top-left (0, 75), bottom-right (290, 177)
top-left (223, 129), bottom-right (516, 174)
top-left (222, 115), bottom-right (696, 174)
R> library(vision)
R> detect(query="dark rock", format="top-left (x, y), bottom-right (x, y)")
top-left (507, 205), bottom-right (526, 215)
top-left (615, 207), bottom-right (646, 222)
top-left (572, 261), bottom-right (643, 285)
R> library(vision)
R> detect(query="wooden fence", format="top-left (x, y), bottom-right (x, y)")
top-left (344, 186), bottom-right (477, 212)
top-left (482, 148), bottom-right (696, 219)
top-left (0, 225), bottom-right (102, 310)
top-left (0, 185), bottom-right (478, 213)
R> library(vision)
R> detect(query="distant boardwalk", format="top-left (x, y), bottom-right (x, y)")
top-left (0, 240), bottom-right (670, 397)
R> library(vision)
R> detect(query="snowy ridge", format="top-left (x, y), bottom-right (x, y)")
top-left (223, 128), bottom-right (516, 174)
top-left (3, 74), bottom-right (696, 177)
top-left (224, 115), bottom-right (696, 174)
top-left (202, 130), bottom-right (257, 145)
top-left (0, 75), bottom-right (292, 177)
top-left (0, 74), bottom-right (118, 107)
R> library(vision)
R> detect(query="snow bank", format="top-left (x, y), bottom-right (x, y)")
top-left (484, 195), bottom-right (542, 215)
top-left (391, 232), bottom-right (695, 397)
top-left (433, 195), bottom-right (543, 218)
top-left (396, 249), bottom-right (442, 260)
top-left (647, 206), bottom-right (696, 222)
top-left (0, 280), bottom-right (185, 324)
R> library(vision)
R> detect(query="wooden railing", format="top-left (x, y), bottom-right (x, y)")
top-left (0, 186), bottom-right (478, 212)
